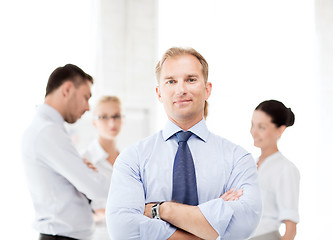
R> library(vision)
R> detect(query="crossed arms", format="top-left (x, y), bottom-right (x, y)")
top-left (106, 147), bottom-right (262, 240)
top-left (144, 189), bottom-right (243, 240)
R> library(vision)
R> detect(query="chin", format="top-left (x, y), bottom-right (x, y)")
top-left (65, 118), bottom-right (76, 124)
top-left (104, 135), bottom-right (116, 140)
top-left (253, 142), bottom-right (261, 148)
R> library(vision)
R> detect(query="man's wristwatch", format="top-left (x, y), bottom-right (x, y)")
top-left (151, 202), bottom-right (164, 219)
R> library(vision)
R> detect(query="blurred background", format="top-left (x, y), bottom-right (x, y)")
top-left (0, 0), bottom-right (331, 239)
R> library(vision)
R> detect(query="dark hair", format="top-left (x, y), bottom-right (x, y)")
top-left (255, 100), bottom-right (295, 127)
top-left (45, 64), bottom-right (94, 97)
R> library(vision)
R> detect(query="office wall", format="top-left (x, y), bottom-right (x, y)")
top-left (315, 0), bottom-right (333, 238)
top-left (69, 0), bottom-right (158, 152)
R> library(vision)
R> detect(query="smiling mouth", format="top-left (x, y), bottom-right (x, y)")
top-left (174, 99), bottom-right (192, 104)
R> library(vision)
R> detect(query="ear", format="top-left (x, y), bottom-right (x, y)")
top-left (156, 86), bottom-right (162, 103)
top-left (61, 81), bottom-right (74, 98)
top-left (205, 82), bottom-right (212, 100)
top-left (277, 125), bottom-right (287, 138)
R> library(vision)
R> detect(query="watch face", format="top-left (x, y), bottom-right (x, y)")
top-left (152, 207), bottom-right (157, 218)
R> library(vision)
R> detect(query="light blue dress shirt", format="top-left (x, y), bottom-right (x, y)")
top-left (22, 104), bottom-right (110, 239)
top-left (106, 119), bottom-right (262, 240)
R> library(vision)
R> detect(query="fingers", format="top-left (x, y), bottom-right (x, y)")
top-left (83, 158), bottom-right (98, 172)
top-left (220, 189), bottom-right (243, 201)
top-left (220, 188), bottom-right (234, 199)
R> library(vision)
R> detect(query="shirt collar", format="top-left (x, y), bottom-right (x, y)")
top-left (37, 103), bottom-right (65, 126)
top-left (88, 139), bottom-right (109, 164)
top-left (162, 118), bottom-right (209, 142)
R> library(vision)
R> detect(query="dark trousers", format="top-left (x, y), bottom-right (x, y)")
top-left (39, 233), bottom-right (78, 240)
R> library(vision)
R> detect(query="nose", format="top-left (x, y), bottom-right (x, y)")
top-left (85, 102), bottom-right (90, 112)
top-left (108, 117), bottom-right (116, 124)
top-left (176, 80), bottom-right (187, 95)
top-left (250, 126), bottom-right (256, 137)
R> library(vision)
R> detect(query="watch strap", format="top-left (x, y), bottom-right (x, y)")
top-left (151, 201), bottom-right (164, 219)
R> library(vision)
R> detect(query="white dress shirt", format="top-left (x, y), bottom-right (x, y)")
top-left (252, 151), bottom-right (300, 237)
top-left (107, 119), bottom-right (262, 240)
top-left (22, 104), bottom-right (111, 239)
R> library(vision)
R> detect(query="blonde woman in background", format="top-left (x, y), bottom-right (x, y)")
top-left (83, 96), bottom-right (123, 240)
top-left (249, 100), bottom-right (300, 240)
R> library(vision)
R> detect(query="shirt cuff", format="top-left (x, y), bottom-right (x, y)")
top-left (278, 209), bottom-right (300, 223)
top-left (139, 218), bottom-right (176, 240)
top-left (198, 198), bottom-right (234, 237)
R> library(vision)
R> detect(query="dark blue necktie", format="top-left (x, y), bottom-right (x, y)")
top-left (172, 131), bottom-right (198, 205)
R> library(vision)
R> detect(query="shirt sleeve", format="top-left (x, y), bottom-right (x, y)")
top-left (91, 199), bottom-right (107, 210)
top-left (36, 124), bottom-right (110, 200)
top-left (106, 146), bottom-right (176, 240)
top-left (276, 163), bottom-right (300, 223)
top-left (198, 152), bottom-right (262, 240)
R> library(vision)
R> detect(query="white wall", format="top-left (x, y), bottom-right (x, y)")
top-left (315, 0), bottom-right (333, 238)
top-left (70, 0), bottom-right (158, 152)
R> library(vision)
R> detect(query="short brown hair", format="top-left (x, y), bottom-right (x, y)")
top-left (155, 47), bottom-right (209, 83)
top-left (204, 101), bottom-right (208, 119)
top-left (45, 64), bottom-right (94, 97)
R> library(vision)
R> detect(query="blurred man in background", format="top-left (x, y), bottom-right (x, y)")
top-left (22, 64), bottom-right (110, 240)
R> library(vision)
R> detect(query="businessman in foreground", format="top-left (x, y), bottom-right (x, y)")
top-left (107, 47), bottom-right (262, 239)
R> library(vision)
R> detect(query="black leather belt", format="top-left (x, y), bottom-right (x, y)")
top-left (39, 233), bottom-right (78, 240)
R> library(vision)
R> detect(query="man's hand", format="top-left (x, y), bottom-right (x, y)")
top-left (93, 208), bottom-right (106, 222)
top-left (83, 158), bottom-right (98, 172)
top-left (220, 188), bottom-right (243, 201)
top-left (144, 188), bottom-right (242, 219)
top-left (144, 203), bottom-right (155, 218)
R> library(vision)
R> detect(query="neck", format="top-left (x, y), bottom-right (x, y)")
top-left (99, 137), bottom-right (117, 152)
top-left (45, 96), bottom-right (65, 119)
top-left (170, 115), bottom-right (203, 131)
top-left (259, 145), bottom-right (279, 163)
top-left (98, 137), bottom-right (118, 166)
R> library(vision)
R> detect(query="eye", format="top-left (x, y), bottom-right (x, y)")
top-left (167, 80), bottom-right (176, 84)
top-left (112, 114), bottom-right (122, 120)
top-left (188, 78), bottom-right (196, 83)
top-left (101, 115), bottom-right (108, 120)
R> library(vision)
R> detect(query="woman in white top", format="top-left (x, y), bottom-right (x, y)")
top-left (249, 100), bottom-right (300, 240)
top-left (83, 96), bottom-right (123, 240)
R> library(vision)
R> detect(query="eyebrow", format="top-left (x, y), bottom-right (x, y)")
top-left (187, 74), bottom-right (199, 78)
top-left (163, 74), bottom-right (200, 80)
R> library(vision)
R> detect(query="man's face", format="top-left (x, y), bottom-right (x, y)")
top-left (65, 81), bottom-right (91, 124)
top-left (156, 54), bottom-right (212, 125)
